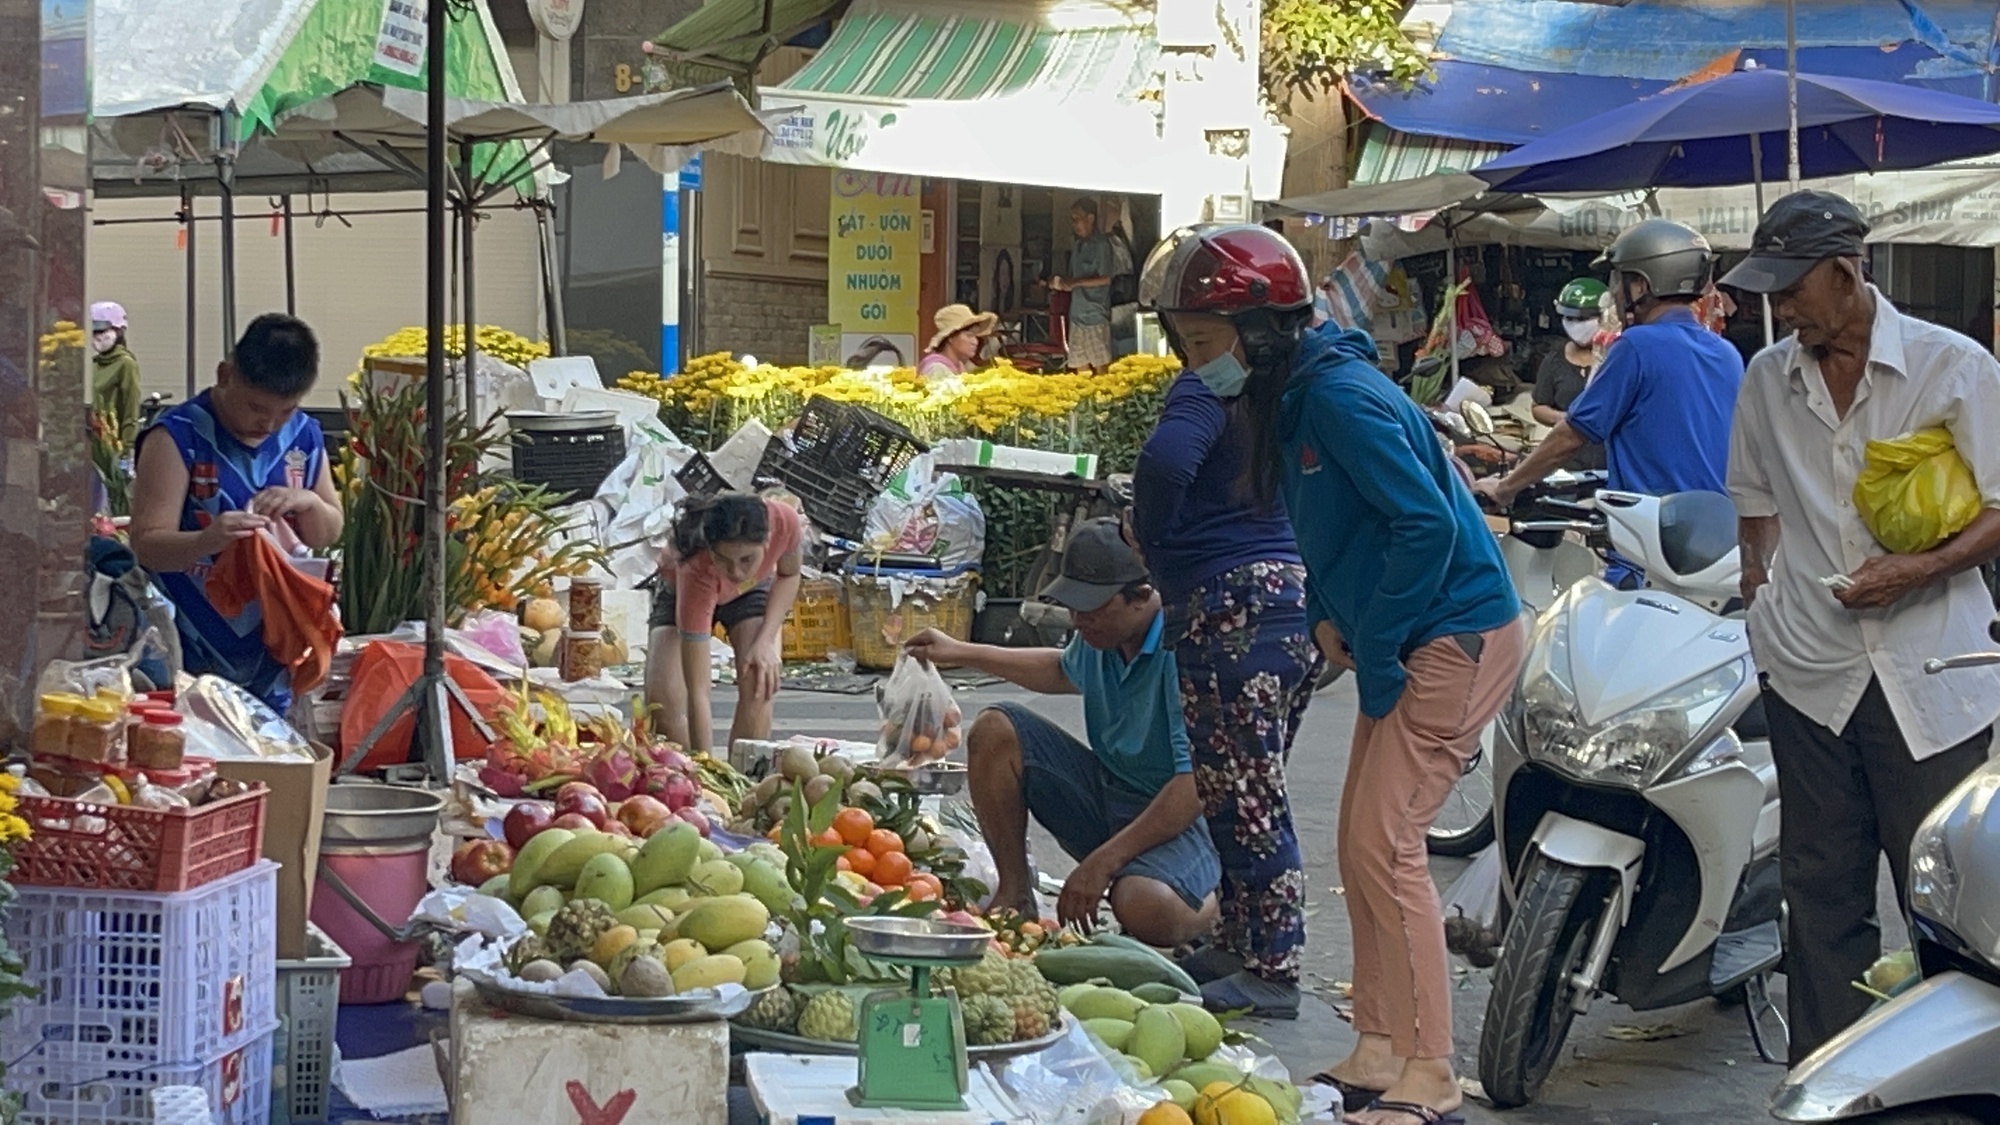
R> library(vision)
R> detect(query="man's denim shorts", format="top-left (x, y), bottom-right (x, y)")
top-left (989, 702), bottom-right (1220, 910)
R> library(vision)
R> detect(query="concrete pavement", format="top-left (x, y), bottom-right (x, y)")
top-left (735, 671), bottom-right (1830, 1124)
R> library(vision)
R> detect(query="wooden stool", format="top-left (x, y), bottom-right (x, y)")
top-left (449, 979), bottom-right (728, 1125)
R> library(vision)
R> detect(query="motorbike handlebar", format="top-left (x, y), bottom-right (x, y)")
top-left (1924, 653), bottom-right (2000, 674)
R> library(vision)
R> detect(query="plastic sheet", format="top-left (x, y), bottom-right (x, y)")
top-left (1853, 427), bottom-right (1980, 555)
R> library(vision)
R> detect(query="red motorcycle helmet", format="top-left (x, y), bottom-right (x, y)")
top-left (1140, 224), bottom-right (1314, 317)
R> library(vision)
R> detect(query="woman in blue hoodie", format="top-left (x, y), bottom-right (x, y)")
top-left (1131, 325), bottom-right (1318, 1020)
top-left (1144, 226), bottom-right (1521, 1125)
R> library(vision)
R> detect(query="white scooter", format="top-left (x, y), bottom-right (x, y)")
top-left (1477, 490), bottom-right (1786, 1108)
top-left (1770, 639), bottom-right (2000, 1125)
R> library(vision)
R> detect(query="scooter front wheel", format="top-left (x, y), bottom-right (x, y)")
top-left (1477, 852), bottom-right (1613, 1108)
top-left (1426, 737), bottom-right (1494, 857)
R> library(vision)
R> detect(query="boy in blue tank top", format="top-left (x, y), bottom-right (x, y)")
top-left (129, 314), bottom-right (344, 711)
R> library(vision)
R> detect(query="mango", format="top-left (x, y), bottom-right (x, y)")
top-left (507, 828), bottom-right (577, 898)
top-left (1057, 981), bottom-right (1102, 1009)
top-left (689, 859), bottom-right (744, 897)
top-left (527, 909), bottom-right (557, 936)
top-left (1170, 1062), bottom-right (1243, 1093)
top-left (519, 885), bottom-right (567, 921)
top-left (663, 938), bottom-right (707, 972)
top-left (590, 924), bottom-right (640, 969)
top-left (1168, 1002), bottom-right (1224, 1061)
top-left (630, 824), bottom-right (702, 897)
top-left (1081, 1017), bottom-right (1136, 1051)
top-left (574, 852), bottom-right (635, 911)
top-left (732, 857), bottom-right (796, 914)
top-left (616, 903), bottom-right (676, 934)
top-left (1122, 1054), bottom-right (1154, 1081)
top-left (1160, 1079), bottom-right (1198, 1110)
top-left (677, 894), bottom-right (770, 952)
top-left (1133, 982), bottom-right (1184, 1005)
top-left (724, 938), bottom-right (780, 989)
top-left (1130, 1006), bottom-right (1187, 1079)
top-left (672, 953), bottom-right (748, 992)
top-left (696, 838), bottom-right (723, 864)
top-left (536, 832), bottom-right (628, 890)
top-left (638, 886), bottom-right (696, 913)
top-left (1067, 986), bottom-right (1147, 1023)
top-left (476, 874), bottom-right (511, 899)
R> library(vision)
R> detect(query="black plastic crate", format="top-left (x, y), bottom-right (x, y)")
top-left (762, 436), bottom-right (876, 541)
top-left (789, 396), bottom-right (927, 488)
top-left (511, 426), bottom-right (625, 501)
top-left (674, 452), bottom-right (731, 498)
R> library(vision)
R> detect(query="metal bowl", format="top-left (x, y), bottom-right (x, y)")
top-left (471, 979), bottom-right (769, 1024)
top-left (845, 916), bottom-right (991, 963)
top-left (322, 782), bottom-right (444, 851)
top-left (864, 762), bottom-right (968, 796)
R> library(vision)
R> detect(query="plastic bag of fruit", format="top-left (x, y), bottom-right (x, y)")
top-left (874, 653), bottom-right (962, 768)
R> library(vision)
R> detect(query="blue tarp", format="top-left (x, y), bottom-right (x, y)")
top-left (1354, 0), bottom-right (2000, 144)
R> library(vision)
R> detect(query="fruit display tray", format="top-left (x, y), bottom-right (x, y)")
top-left (730, 1014), bottom-right (1069, 1061)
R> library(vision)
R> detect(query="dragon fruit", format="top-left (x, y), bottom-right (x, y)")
top-left (478, 763), bottom-right (527, 798)
top-left (585, 747), bottom-right (642, 801)
top-left (659, 771), bottom-right (700, 812)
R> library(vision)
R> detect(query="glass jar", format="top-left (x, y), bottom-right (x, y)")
top-left (131, 712), bottom-right (187, 771)
top-left (567, 578), bottom-right (604, 633)
top-left (562, 630), bottom-right (603, 682)
top-left (32, 694), bottom-right (83, 758)
top-left (69, 698), bottom-right (126, 763)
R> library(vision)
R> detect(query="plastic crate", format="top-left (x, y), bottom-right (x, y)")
top-left (10, 1028), bottom-right (275, 1125)
top-left (3, 863), bottom-right (278, 1069)
top-left (673, 451), bottom-right (732, 498)
top-left (846, 566), bottom-right (979, 670)
top-left (13, 786), bottom-right (267, 894)
top-left (273, 926), bottom-right (348, 1124)
top-left (788, 397), bottom-right (926, 487)
top-left (781, 577), bottom-right (852, 663)
top-left (510, 425), bottom-right (626, 501)
top-left (763, 439), bottom-right (878, 541)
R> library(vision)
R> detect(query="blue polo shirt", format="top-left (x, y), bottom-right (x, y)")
top-left (1058, 612), bottom-right (1192, 794)
top-left (1565, 306), bottom-right (1742, 497)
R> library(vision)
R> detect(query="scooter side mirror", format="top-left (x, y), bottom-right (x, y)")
top-left (1462, 400), bottom-right (1496, 437)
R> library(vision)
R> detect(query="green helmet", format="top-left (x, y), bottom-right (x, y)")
top-left (1554, 278), bottom-right (1607, 319)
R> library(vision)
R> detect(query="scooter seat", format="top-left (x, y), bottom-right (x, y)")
top-left (1658, 491), bottom-right (1739, 578)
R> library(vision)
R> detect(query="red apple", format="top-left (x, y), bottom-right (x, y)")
top-left (550, 812), bottom-right (598, 832)
top-left (451, 839), bottom-right (514, 885)
top-left (553, 786), bottom-right (610, 829)
top-left (671, 806), bottom-right (710, 837)
top-left (604, 820), bottom-right (636, 840)
top-left (616, 795), bottom-right (673, 837)
top-left (502, 802), bottom-right (554, 850)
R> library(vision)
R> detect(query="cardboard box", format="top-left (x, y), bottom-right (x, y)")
top-left (217, 744), bottom-right (332, 960)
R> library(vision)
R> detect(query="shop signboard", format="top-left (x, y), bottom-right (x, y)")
top-left (829, 172), bottom-right (920, 367)
top-left (373, 0), bottom-right (427, 78)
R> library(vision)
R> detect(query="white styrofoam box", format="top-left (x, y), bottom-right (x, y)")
top-left (12, 1028), bottom-right (275, 1125)
top-left (743, 1053), bottom-right (1028, 1124)
top-left (448, 980), bottom-right (728, 1125)
top-left (931, 438), bottom-right (1099, 481)
top-left (4, 863), bottom-right (278, 1068)
top-left (558, 385), bottom-right (668, 437)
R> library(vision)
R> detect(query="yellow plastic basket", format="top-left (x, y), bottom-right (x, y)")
top-left (846, 570), bottom-right (978, 670)
top-left (781, 577), bottom-right (853, 663)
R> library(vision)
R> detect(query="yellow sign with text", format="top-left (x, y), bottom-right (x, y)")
top-left (829, 172), bottom-right (920, 367)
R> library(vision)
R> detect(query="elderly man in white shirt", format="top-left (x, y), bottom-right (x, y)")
top-left (1723, 190), bottom-right (2000, 1063)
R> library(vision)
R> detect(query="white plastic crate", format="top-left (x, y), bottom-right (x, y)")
top-left (149, 1086), bottom-right (213, 1125)
top-left (273, 925), bottom-right (348, 1124)
top-left (3, 863), bottom-right (278, 1067)
top-left (10, 1028), bottom-right (275, 1125)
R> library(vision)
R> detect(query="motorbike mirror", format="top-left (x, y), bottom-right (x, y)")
top-left (1461, 400), bottom-right (1495, 436)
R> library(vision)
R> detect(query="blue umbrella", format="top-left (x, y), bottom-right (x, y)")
top-left (1472, 68), bottom-right (2000, 194)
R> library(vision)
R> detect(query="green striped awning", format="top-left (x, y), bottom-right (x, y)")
top-left (1353, 128), bottom-right (1511, 186)
top-left (778, 1), bottom-right (1159, 103)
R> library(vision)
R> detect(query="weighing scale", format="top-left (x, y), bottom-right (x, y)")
top-left (843, 916), bottom-right (991, 1111)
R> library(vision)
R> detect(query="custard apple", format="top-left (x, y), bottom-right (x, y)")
top-left (1007, 959), bottom-right (1059, 1039)
top-left (739, 986), bottom-right (800, 1034)
top-left (961, 994), bottom-right (1015, 1046)
top-left (948, 951), bottom-right (1013, 998)
top-left (797, 990), bottom-right (858, 1042)
top-left (607, 937), bottom-right (666, 985)
top-left (503, 934), bottom-right (549, 974)
top-left (545, 899), bottom-right (619, 965)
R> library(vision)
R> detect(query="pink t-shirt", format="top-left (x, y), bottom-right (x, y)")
top-left (669, 499), bottom-right (803, 635)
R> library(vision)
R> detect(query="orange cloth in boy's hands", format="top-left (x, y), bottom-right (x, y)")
top-left (207, 534), bottom-right (342, 695)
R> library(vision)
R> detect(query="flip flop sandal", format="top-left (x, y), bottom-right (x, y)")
top-left (1306, 1074), bottom-right (1386, 1112)
top-left (1361, 1098), bottom-right (1466, 1125)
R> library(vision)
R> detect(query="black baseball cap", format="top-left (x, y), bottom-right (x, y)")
top-left (1039, 517), bottom-right (1149, 613)
top-left (1719, 190), bottom-right (1870, 294)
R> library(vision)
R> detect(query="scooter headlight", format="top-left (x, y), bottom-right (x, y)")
top-left (1908, 758), bottom-right (2000, 960)
top-left (1523, 654), bottom-right (1747, 788)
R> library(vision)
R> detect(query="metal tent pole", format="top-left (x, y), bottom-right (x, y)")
top-left (459, 142), bottom-right (478, 419)
top-left (282, 195), bottom-right (298, 316)
top-left (1752, 136), bottom-right (1774, 347)
top-left (216, 159), bottom-right (238, 347)
top-left (182, 190), bottom-right (197, 397)
top-left (419, 0), bottom-right (453, 779)
top-left (1786, 0), bottom-right (1801, 190)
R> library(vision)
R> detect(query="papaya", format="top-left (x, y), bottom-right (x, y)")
top-left (1133, 982), bottom-right (1185, 1005)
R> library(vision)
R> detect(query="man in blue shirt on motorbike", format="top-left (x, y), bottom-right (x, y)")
top-left (1474, 220), bottom-right (1744, 586)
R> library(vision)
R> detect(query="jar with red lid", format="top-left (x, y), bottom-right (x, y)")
top-left (131, 711), bottom-right (187, 771)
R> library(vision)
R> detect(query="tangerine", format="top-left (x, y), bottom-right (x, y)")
top-left (905, 873), bottom-right (943, 901)
top-left (874, 851), bottom-right (914, 887)
top-left (812, 827), bottom-right (845, 849)
top-left (833, 807), bottom-right (875, 847)
top-left (845, 846), bottom-right (878, 877)
top-left (835, 854), bottom-right (853, 873)
top-left (867, 828), bottom-right (906, 855)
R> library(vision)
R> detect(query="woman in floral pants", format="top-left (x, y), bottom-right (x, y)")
top-left (1132, 356), bottom-right (1318, 1019)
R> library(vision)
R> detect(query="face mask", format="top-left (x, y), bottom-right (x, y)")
top-left (1193, 350), bottom-right (1251, 399)
top-left (90, 330), bottom-right (118, 355)
top-left (1563, 319), bottom-right (1598, 346)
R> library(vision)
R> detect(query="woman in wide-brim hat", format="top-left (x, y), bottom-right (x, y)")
top-left (919, 304), bottom-right (998, 379)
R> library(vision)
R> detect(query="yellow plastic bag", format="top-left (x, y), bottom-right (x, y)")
top-left (1852, 427), bottom-right (1980, 554)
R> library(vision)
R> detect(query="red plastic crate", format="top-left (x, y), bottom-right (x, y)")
top-left (13, 786), bottom-right (267, 893)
